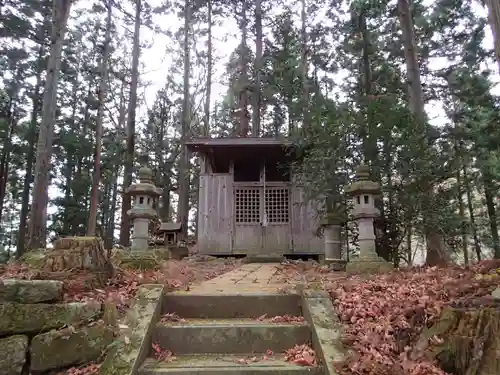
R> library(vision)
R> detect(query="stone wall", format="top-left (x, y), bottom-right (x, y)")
top-left (0, 279), bottom-right (114, 375)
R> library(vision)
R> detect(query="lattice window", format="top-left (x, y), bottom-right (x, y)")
top-left (235, 188), bottom-right (260, 223)
top-left (265, 188), bottom-right (289, 223)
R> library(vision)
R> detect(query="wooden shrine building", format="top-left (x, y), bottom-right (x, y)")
top-left (186, 137), bottom-right (323, 258)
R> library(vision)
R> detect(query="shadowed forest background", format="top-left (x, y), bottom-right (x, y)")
top-left (1, 0), bottom-right (500, 267)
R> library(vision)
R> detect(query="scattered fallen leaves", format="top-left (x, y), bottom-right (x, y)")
top-left (0, 254), bottom-right (241, 314)
top-left (234, 355), bottom-right (263, 364)
top-left (256, 314), bottom-right (305, 323)
top-left (276, 259), bottom-right (500, 375)
top-left (152, 342), bottom-right (176, 362)
top-left (284, 343), bottom-right (316, 366)
top-left (60, 363), bottom-right (101, 375)
top-left (160, 312), bottom-right (186, 323)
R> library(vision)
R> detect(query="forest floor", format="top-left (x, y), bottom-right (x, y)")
top-left (1, 256), bottom-right (500, 375)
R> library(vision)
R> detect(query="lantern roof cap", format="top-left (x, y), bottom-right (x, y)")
top-left (345, 164), bottom-right (380, 196)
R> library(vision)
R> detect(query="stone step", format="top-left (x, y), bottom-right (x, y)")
top-left (243, 255), bottom-right (285, 264)
top-left (162, 293), bottom-right (302, 318)
top-left (138, 354), bottom-right (322, 375)
top-left (153, 319), bottom-right (311, 354)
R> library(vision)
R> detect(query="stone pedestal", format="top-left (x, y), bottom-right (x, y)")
top-left (344, 165), bottom-right (392, 274)
top-left (324, 223), bottom-right (342, 260)
top-left (131, 217), bottom-right (149, 251)
top-left (320, 213), bottom-right (347, 270)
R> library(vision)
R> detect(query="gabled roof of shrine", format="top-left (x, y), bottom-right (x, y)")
top-left (185, 136), bottom-right (293, 151)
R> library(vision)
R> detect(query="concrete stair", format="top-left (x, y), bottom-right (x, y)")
top-left (137, 293), bottom-right (322, 375)
top-left (243, 255), bottom-right (285, 264)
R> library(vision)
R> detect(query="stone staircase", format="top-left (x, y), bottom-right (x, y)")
top-left (136, 292), bottom-right (323, 375)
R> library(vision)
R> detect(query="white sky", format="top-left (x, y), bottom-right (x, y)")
top-left (138, 0), bottom-right (498, 127)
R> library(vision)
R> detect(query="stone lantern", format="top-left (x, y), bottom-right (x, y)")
top-left (344, 164), bottom-right (392, 273)
top-left (125, 166), bottom-right (162, 251)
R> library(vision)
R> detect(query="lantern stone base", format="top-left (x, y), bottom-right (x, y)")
top-left (112, 248), bottom-right (171, 270)
top-left (345, 255), bottom-right (393, 274)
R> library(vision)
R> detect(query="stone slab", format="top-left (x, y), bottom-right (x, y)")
top-left (0, 334), bottom-right (28, 375)
top-left (30, 323), bottom-right (114, 372)
top-left (162, 293), bottom-right (302, 319)
top-left (99, 285), bottom-right (164, 375)
top-left (0, 279), bottom-right (63, 304)
top-left (189, 287), bottom-right (288, 294)
top-left (154, 321), bottom-right (311, 354)
top-left (0, 302), bottom-right (102, 335)
top-left (301, 291), bottom-right (346, 375)
top-left (188, 264), bottom-right (285, 293)
top-left (138, 354), bottom-right (322, 375)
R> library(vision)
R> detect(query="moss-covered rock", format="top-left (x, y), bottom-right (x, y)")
top-left (0, 302), bottom-right (102, 335)
top-left (30, 322), bottom-right (115, 372)
top-left (112, 249), bottom-right (169, 270)
top-left (43, 236), bottom-right (112, 275)
top-left (99, 285), bottom-right (163, 375)
top-left (412, 307), bottom-right (500, 375)
top-left (0, 279), bottom-right (63, 304)
top-left (0, 335), bottom-right (28, 375)
top-left (18, 250), bottom-right (46, 268)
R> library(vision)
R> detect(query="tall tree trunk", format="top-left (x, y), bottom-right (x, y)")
top-left (483, 174), bottom-right (500, 258)
top-left (463, 164), bottom-right (482, 261)
top-left (177, 0), bottom-right (191, 238)
top-left (68, 85), bottom-right (91, 235)
top-left (155, 101), bottom-right (172, 222)
top-left (456, 166), bottom-right (468, 265)
top-left (203, 0), bottom-right (212, 137)
top-left (87, 1), bottom-right (112, 236)
top-left (100, 181), bottom-right (110, 233)
top-left (27, 0), bottom-right (72, 250)
top-left (485, 0), bottom-right (500, 73)
top-left (359, 8), bottom-right (375, 163)
top-left (397, 0), bottom-right (426, 122)
top-left (300, 0), bottom-right (309, 135)
top-left (406, 224), bottom-right (413, 265)
top-left (105, 167), bottom-right (119, 248)
top-left (237, 1), bottom-right (249, 136)
top-left (452, 108), bottom-right (468, 265)
top-left (251, 0), bottom-right (262, 137)
top-left (119, 0), bottom-right (141, 246)
top-left (17, 39), bottom-right (45, 256)
top-left (106, 76), bottom-right (127, 248)
top-left (398, 0), bottom-right (447, 266)
top-left (0, 100), bottom-right (16, 222)
top-left (62, 157), bottom-right (73, 235)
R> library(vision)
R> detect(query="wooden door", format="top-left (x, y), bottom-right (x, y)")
top-left (233, 185), bottom-right (263, 254)
top-left (262, 185), bottom-right (290, 255)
